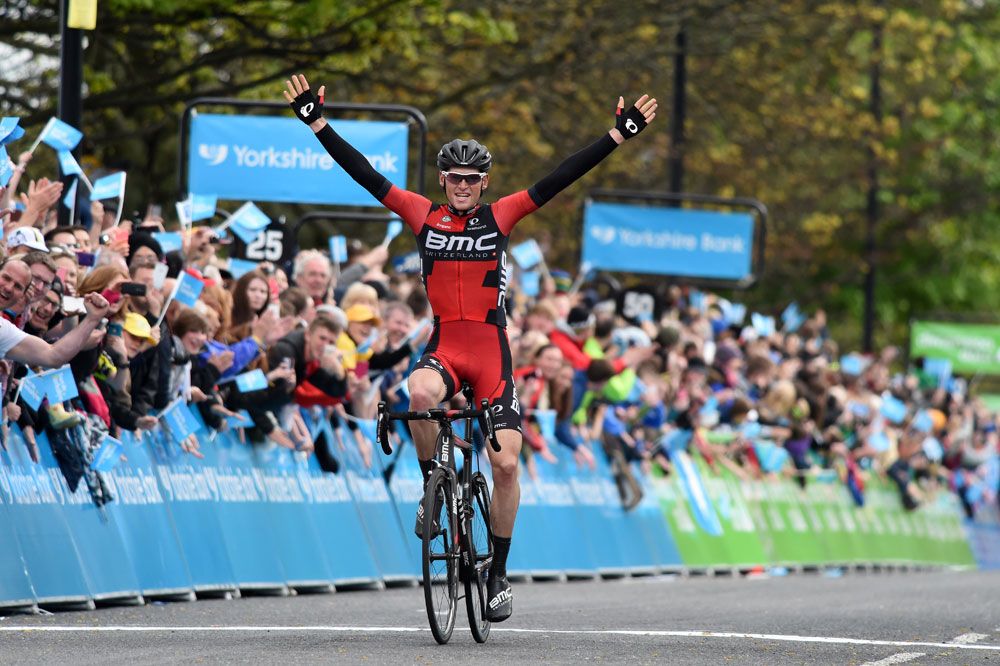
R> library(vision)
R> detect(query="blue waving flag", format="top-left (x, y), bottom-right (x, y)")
top-left (62, 178), bottom-right (78, 210)
top-left (91, 171), bottom-right (126, 201)
top-left (520, 271), bottom-right (540, 297)
top-left (510, 239), bottom-right (543, 269)
top-left (44, 365), bottom-right (79, 403)
top-left (91, 435), bottom-right (125, 473)
top-left (879, 395), bottom-right (907, 424)
top-left (173, 271), bottom-right (205, 308)
top-left (0, 146), bottom-right (14, 187)
top-left (57, 149), bottom-right (83, 177)
top-left (37, 117), bottom-right (83, 151)
top-left (751, 312), bottom-right (776, 337)
top-left (329, 235), bottom-right (348, 263)
top-left (190, 193), bottom-right (218, 222)
top-left (152, 231), bottom-right (183, 254)
top-left (0, 117), bottom-right (25, 145)
top-left (382, 219), bottom-right (404, 246)
top-left (781, 302), bottom-right (806, 333)
top-left (159, 399), bottom-right (203, 443)
top-left (19, 370), bottom-right (45, 411)
top-left (226, 201), bottom-right (270, 244)
top-left (234, 369), bottom-right (268, 393)
top-left (753, 441), bottom-right (790, 473)
top-left (227, 258), bottom-right (259, 279)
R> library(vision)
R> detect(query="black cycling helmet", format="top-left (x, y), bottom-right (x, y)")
top-left (436, 139), bottom-right (492, 172)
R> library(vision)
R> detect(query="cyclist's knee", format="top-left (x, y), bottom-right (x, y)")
top-left (408, 374), bottom-right (446, 410)
top-left (491, 451), bottom-right (520, 486)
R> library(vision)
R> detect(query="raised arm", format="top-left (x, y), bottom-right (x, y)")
top-left (283, 74), bottom-right (392, 201)
top-left (528, 95), bottom-right (657, 208)
top-left (6, 293), bottom-right (110, 368)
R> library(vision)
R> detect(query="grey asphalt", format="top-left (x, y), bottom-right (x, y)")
top-left (1, 569), bottom-right (998, 665)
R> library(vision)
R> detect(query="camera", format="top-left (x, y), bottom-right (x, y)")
top-left (120, 282), bottom-right (147, 297)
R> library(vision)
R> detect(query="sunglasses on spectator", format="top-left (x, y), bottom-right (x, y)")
top-left (441, 171), bottom-right (487, 186)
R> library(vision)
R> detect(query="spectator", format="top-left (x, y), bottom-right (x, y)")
top-left (279, 285), bottom-right (315, 328)
top-left (230, 270), bottom-right (272, 337)
top-left (292, 249), bottom-right (333, 306)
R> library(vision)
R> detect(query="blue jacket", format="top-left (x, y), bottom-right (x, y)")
top-left (197, 337), bottom-right (261, 380)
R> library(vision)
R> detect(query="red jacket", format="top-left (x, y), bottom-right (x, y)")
top-left (548, 329), bottom-right (627, 373)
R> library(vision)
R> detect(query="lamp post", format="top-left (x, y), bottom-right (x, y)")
top-left (863, 6), bottom-right (883, 353)
top-left (57, 0), bottom-right (84, 226)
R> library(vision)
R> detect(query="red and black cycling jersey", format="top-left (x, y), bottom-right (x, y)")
top-left (378, 187), bottom-right (536, 327)
top-left (313, 121), bottom-right (620, 328)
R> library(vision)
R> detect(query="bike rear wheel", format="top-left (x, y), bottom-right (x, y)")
top-left (464, 471), bottom-right (493, 643)
top-left (423, 468), bottom-right (458, 644)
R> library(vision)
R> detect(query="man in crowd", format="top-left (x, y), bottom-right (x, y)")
top-left (293, 250), bottom-right (333, 306)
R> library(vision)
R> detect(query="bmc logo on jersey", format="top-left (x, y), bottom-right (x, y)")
top-left (425, 229), bottom-right (498, 252)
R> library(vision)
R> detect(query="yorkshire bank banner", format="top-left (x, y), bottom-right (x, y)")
top-left (910, 320), bottom-right (1000, 375)
top-left (582, 201), bottom-right (755, 282)
top-left (189, 114), bottom-right (408, 206)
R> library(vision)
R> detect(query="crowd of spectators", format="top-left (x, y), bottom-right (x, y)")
top-left (0, 138), bottom-right (997, 521)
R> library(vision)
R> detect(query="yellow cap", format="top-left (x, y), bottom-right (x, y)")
top-left (122, 312), bottom-right (156, 342)
top-left (344, 303), bottom-right (382, 326)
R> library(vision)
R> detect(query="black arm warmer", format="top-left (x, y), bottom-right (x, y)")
top-left (528, 133), bottom-right (619, 207)
top-left (314, 124), bottom-right (392, 200)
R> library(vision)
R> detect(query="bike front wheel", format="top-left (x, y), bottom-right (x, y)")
top-left (464, 471), bottom-right (493, 643)
top-left (423, 468), bottom-right (458, 644)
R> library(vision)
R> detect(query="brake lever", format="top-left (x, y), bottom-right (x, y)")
top-left (479, 399), bottom-right (501, 452)
top-left (376, 401), bottom-right (392, 455)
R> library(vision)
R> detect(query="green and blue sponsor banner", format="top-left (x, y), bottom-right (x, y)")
top-left (189, 114), bottom-right (408, 206)
top-left (582, 201), bottom-right (754, 281)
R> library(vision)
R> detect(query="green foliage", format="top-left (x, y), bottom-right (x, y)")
top-left (3, 0), bottom-right (1000, 350)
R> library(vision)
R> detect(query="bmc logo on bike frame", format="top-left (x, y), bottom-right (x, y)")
top-left (425, 229), bottom-right (498, 253)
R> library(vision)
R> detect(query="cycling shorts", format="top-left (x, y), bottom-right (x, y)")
top-left (413, 320), bottom-right (522, 433)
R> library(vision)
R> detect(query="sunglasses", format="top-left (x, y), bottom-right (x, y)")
top-left (441, 171), bottom-right (486, 186)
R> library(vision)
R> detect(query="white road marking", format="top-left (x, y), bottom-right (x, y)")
top-left (860, 653), bottom-right (925, 666)
top-left (951, 632), bottom-right (988, 644)
top-left (0, 626), bottom-right (998, 652)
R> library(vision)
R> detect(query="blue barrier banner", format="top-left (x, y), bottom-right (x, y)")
top-left (534, 455), bottom-right (597, 577)
top-left (251, 444), bottom-right (334, 587)
top-left (582, 201), bottom-right (754, 281)
top-left (296, 450), bottom-right (382, 587)
top-left (590, 450), bottom-right (648, 573)
top-left (104, 430), bottom-right (194, 596)
top-left (145, 429), bottom-right (239, 593)
top-left (506, 465), bottom-right (560, 578)
top-left (34, 431), bottom-right (143, 602)
top-left (189, 114), bottom-right (409, 205)
top-left (211, 430), bottom-right (288, 589)
top-left (0, 432), bottom-right (37, 608)
top-left (338, 427), bottom-right (418, 582)
top-left (0, 427), bottom-right (93, 604)
top-left (565, 455), bottom-right (623, 573)
top-left (0, 499), bottom-right (35, 608)
top-left (631, 463), bottom-right (683, 570)
top-left (384, 448), bottom-right (426, 574)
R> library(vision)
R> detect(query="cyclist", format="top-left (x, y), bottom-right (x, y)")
top-left (284, 74), bottom-right (656, 622)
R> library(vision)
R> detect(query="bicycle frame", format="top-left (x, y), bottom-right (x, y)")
top-left (376, 388), bottom-right (500, 643)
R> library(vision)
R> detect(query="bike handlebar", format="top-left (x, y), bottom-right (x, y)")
top-left (376, 400), bottom-right (501, 454)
